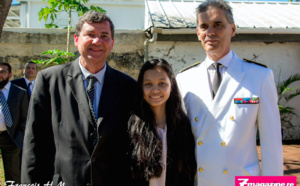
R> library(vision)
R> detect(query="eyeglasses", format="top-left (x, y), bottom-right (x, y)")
top-left (0, 70), bottom-right (9, 74)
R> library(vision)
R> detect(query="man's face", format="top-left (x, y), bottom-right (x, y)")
top-left (0, 65), bottom-right (12, 89)
top-left (197, 7), bottom-right (236, 61)
top-left (24, 63), bottom-right (38, 79)
top-left (74, 21), bottom-right (114, 69)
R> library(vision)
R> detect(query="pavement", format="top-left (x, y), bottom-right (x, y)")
top-left (257, 140), bottom-right (300, 185)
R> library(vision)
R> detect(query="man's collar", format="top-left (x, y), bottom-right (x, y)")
top-left (2, 81), bottom-right (11, 91)
top-left (206, 50), bottom-right (233, 68)
top-left (23, 77), bottom-right (35, 84)
top-left (78, 58), bottom-right (106, 84)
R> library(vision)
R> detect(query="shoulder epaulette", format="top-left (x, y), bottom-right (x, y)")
top-left (243, 58), bottom-right (267, 68)
top-left (179, 61), bottom-right (201, 73)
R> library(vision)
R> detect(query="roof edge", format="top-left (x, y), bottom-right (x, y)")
top-left (150, 27), bottom-right (300, 35)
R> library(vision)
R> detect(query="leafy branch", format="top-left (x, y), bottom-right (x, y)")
top-left (33, 49), bottom-right (76, 67)
top-left (277, 61), bottom-right (300, 129)
top-left (38, 0), bottom-right (106, 52)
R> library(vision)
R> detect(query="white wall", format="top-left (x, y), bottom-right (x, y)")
top-left (19, 0), bottom-right (145, 30)
top-left (148, 40), bottom-right (300, 140)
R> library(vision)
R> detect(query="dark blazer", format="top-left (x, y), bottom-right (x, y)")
top-left (7, 83), bottom-right (28, 149)
top-left (21, 58), bottom-right (136, 186)
top-left (11, 78), bottom-right (30, 99)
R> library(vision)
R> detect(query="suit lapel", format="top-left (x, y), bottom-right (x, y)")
top-left (98, 65), bottom-right (118, 118)
top-left (93, 65), bottom-right (119, 151)
top-left (199, 54), bottom-right (246, 137)
top-left (7, 84), bottom-right (16, 109)
top-left (6, 84), bottom-right (18, 135)
top-left (21, 78), bottom-right (27, 90)
top-left (7, 84), bottom-right (17, 119)
top-left (67, 58), bottom-right (94, 126)
top-left (22, 78), bottom-right (31, 99)
top-left (197, 63), bottom-right (213, 108)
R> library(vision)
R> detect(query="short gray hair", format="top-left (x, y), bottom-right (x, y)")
top-left (196, 0), bottom-right (234, 25)
top-left (75, 11), bottom-right (115, 39)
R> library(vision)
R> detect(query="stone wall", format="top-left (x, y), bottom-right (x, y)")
top-left (0, 28), bottom-right (145, 80)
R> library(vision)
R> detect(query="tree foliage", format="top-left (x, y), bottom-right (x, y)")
top-left (277, 73), bottom-right (300, 128)
top-left (38, 0), bottom-right (105, 53)
top-left (33, 49), bottom-right (76, 66)
top-left (39, 0), bottom-right (106, 29)
top-left (36, 0), bottom-right (106, 67)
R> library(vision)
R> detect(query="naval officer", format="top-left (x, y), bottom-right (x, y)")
top-left (176, 0), bottom-right (283, 185)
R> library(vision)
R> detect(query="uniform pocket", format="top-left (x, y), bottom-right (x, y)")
top-left (243, 162), bottom-right (260, 176)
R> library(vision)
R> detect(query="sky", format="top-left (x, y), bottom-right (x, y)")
top-left (12, 0), bottom-right (19, 5)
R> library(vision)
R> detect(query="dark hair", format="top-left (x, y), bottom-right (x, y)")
top-left (196, 0), bottom-right (234, 24)
top-left (75, 11), bottom-right (115, 39)
top-left (25, 61), bottom-right (38, 70)
top-left (0, 62), bottom-right (12, 73)
top-left (129, 58), bottom-right (196, 181)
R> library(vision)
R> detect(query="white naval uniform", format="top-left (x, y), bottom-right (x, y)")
top-left (176, 51), bottom-right (283, 186)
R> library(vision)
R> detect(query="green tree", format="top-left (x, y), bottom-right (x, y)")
top-left (277, 73), bottom-right (300, 129)
top-left (34, 49), bottom-right (77, 67)
top-left (35, 0), bottom-right (106, 68)
top-left (39, 0), bottom-right (106, 53)
top-left (257, 62), bottom-right (300, 141)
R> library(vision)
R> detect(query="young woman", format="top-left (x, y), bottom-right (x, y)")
top-left (128, 58), bottom-right (196, 186)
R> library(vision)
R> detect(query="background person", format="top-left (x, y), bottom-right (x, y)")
top-left (0, 62), bottom-right (28, 183)
top-left (176, 0), bottom-right (283, 185)
top-left (128, 58), bottom-right (196, 186)
top-left (11, 61), bottom-right (38, 99)
top-left (21, 12), bottom-right (136, 185)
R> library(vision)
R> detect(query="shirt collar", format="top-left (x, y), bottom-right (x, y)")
top-left (1, 81), bottom-right (11, 91)
top-left (78, 57), bottom-right (106, 84)
top-left (205, 50), bottom-right (233, 68)
top-left (23, 77), bottom-right (35, 84)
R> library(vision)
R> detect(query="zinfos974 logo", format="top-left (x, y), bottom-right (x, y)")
top-left (235, 176), bottom-right (297, 186)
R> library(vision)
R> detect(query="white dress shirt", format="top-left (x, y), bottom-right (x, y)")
top-left (79, 60), bottom-right (106, 119)
top-left (24, 77), bottom-right (35, 93)
top-left (0, 82), bottom-right (11, 131)
top-left (205, 50), bottom-right (233, 98)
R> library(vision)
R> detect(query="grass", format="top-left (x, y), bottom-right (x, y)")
top-left (0, 154), bottom-right (4, 185)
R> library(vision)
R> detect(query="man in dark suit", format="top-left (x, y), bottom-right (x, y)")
top-left (21, 12), bottom-right (136, 185)
top-left (0, 62), bottom-right (28, 183)
top-left (11, 61), bottom-right (38, 99)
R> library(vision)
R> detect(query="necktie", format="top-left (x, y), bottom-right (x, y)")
top-left (28, 82), bottom-right (32, 96)
top-left (0, 91), bottom-right (13, 127)
top-left (212, 62), bottom-right (222, 99)
top-left (86, 76), bottom-right (98, 146)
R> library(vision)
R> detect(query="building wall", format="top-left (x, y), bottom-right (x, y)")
top-left (19, 0), bottom-right (145, 30)
top-left (1, 28), bottom-right (299, 140)
top-left (0, 28), bottom-right (145, 79)
top-left (147, 40), bottom-right (300, 140)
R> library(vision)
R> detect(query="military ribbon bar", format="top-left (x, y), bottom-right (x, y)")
top-left (234, 97), bottom-right (259, 104)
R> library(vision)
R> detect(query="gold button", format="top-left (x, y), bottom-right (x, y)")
top-left (223, 170), bottom-right (228, 174)
top-left (221, 141), bottom-right (226, 146)
top-left (198, 141), bottom-right (203, 146)
top-left (195, 117), bottom-right (199, 122)
top-left (198, 168), bottom-right (203, 172)
top-left (229, 116), bottom-right (234, 120)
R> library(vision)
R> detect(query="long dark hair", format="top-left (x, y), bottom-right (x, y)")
top-left (128, 58), bottom-right (196, 181)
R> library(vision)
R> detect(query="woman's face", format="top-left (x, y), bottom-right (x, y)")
top-left (142, 67), bottom-right (172, 110)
